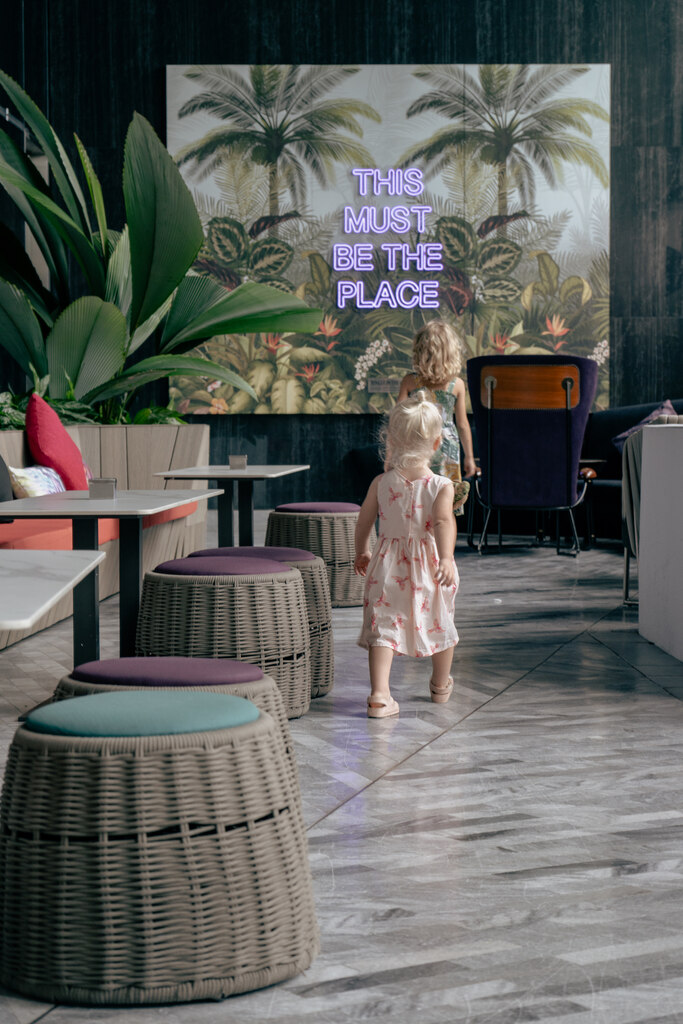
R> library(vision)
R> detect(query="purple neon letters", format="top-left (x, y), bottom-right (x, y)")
top-left (335, 168), bottom-right (443, 310)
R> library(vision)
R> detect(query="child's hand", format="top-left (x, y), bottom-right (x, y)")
top-left (463, 455), bottom-right (477, 478)
top-left (354, 551), bottom-right (372, 576)
top-left (434, 557), bottom-right (456, 587)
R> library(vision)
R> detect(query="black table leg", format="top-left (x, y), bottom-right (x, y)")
top-left (237, 480), bottom-right (254, 546)
top-left (217, 480), bottom-right (234, 547)
top-left (71, 518), bottom-right (100, 665)
top-left (118, 517), bottom-right (143, 656)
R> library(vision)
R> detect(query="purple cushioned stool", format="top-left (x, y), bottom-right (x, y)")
top-left (189, 547), bottom-right (333, 698)
top-left (265, 503), bottom-right (374, 607)
top-left (135, 557), bottom-right (311, 718)
top-left (53, 656), bottom-right (296, 784)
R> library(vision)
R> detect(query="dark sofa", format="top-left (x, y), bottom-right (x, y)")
top-left (343, 397), bottom-right (683, 542)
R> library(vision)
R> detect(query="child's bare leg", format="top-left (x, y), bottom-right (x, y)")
top-left (429, 646), bottom-right (455, 702)
top-left (368, 645), bottom-right (395, 706)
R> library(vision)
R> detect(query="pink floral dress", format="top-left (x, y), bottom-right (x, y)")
top-left (357, 469), bottom-right (459, 657)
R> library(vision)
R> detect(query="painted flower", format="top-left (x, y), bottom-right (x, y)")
top-left (295, 363), bottom-right (320, 384)
top-left (492, 333), bottom-right (511, 353)
top-left (315, 315), bottom-right (342, 351)
top-left (209, 397), bottom-right (228, 414)
top-left (542, 315), bottom-right (570, 338)
top-left (262, 333), bottom-right (284, 353)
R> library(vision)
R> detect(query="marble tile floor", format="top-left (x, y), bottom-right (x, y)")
top-left (1, 513), bottom-right (683, 1024)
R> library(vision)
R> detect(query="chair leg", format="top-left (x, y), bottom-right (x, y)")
top-left (478, 508), bottom-right (492, 554)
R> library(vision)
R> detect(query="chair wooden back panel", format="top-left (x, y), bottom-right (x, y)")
top-left (479, 363), bottom-right (580, 410)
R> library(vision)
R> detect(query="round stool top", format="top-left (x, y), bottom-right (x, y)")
top-left (189, 545), bottom-right (316, 562)
top-left (275, 502), bottom-right (360, 513)
top-left (72, 656), bottom-right (264, 687)
top-left (155, 556), bottom-right (292, 576)
top-left (24, 690), bottom-right (260, 737)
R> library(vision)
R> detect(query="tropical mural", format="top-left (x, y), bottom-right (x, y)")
top-left (166, 64), bottom-right (610, 414)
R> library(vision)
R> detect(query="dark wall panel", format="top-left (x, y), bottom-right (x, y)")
top-left (1, 0), bottom-right (681, 504)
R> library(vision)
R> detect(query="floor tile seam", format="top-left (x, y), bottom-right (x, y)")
top-left (305, 642), bottom-right (569, 833)
top-left (588, 629), bottom-right (683, 698)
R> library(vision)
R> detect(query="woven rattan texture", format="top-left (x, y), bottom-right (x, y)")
top-left (0, 713), bottom-right (319, 1005)
top-left (274, 555), bottom-right (333, 697)
top-left (135, 568), bottom-right (311, 718)
top-left (53, 671), bottom-right (298, 787)
top-left (265, 511), bottom-right (375, 607)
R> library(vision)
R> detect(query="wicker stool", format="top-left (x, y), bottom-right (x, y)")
top-left (265, 502), bottom-right (373, 607)
top-left (136, 556), bottom-right (311, 718)
top-left (189, 546), bottom-right (333, 698)
top-left (53, 656), bottom-right (297, 784)
top-left (0, 690), bottom-right (319, 1005)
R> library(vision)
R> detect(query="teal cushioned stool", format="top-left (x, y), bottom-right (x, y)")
top-left (0, 690), bottom-right (319, 1006)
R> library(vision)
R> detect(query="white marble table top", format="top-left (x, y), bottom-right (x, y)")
top-left (0, 488), bottom-right (222, 518)
top-left (0, 549), bottom-right (105, 630)
top-left (156, 465), bottom-right (310, 481)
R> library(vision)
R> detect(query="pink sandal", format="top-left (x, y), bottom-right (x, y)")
top-left (367, 695), bottom-right (400, 718)
top-left (429, 676), bottom-right (454, 703)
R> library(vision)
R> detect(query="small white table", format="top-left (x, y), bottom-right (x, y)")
top-left (0, 489), bottom-right (221, 661)
top-left (638, 424), bottom-right (683, 661)
top-left (157, 465), bottom-right (310, 546)
top-left (0, 549), bottom-right (105, 632)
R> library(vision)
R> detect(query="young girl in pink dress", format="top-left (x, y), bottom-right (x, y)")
top-left (355, 391), bottom-right (459, 718)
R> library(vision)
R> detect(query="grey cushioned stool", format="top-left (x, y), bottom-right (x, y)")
top-left (265, 502), bottom-right (374, 607)
top-left (189, 546), bottom-right (334, 697)
top-left (54, 655), bottom-right (297, 785)
top-left (136, 556), bottom-right (311, 718)
top-left (0, 690), bottom-right (319, 1005)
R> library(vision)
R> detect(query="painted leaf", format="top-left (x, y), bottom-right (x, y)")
top-left (560, 275), bottom-right (592, 306)
top-left (247, 360), bottom-right (276, 399)
top-left (248, 211), bottom-right (300, 238)
top-left (226, 389), bottom-right (257, 413)
top-left (271, 378), bottom-right (305, 414)
top-left (193, 256), bottom-right (241, 290)
top-left (435, 217), bottom-right (476, 264)
top-left (536, 253), bottom-right (560, 297)
top-left (248, 238), bottom-right (294, 277)
top-left (478, 238), bottom-right (522, 276)
top-left (441, 266), bottom-right (473, 315)
top-left (520, 282), bottom-right (534, 311)
top-left (483, 277), bottom-right (522, 303)
top-left (307, 252), bottom-right (332, 298)
top-left (206, 217), bottom-right (249, 264)
top-left (476, 211), bottom-right (530, 238)
top-left (46, 297), bottom-right (127, 400)
top-left (255, 276), bottom-right (294, 293)
top-left (123, 112), bottom-right (204, 330)
top-left (303, 397), bottom-right (327, 414)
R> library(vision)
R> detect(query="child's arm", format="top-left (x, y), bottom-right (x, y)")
top-left (453, 378), bottom-right (476, 477)
top-left (354, 475), bottom-right (380, 576)
top-left (397, 373), bottom-right (418, 402)
top-left (432, 480), bottom-right (457, 586)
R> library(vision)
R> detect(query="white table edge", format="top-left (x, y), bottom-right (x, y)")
top-left (155, 466), bottom-right (311, 481)
top-left (0, 488), bottom-right (223, 518)
top-left (0, 549), bottom-right (106, 630)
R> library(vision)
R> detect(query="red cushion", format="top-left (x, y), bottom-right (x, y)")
top-left (0, 518), bottom-right (120, 549)
top-left (25, 394), bottom-right (88, 490)
top-left (143, 503), bottom-right (198, 530)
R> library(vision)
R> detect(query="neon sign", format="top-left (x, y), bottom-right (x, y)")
top-left (334, 167), bottom-right (443, 311)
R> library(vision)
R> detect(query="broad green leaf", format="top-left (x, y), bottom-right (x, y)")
top-left (124, 112), bottom-right (204, 330)
top-left (248, 237), bottom-right (294, 276)
top-left (0, 69), bottom-right (91, 233)
top-left (246, 360), bottom-right (276, 399)
top-left (483, 277), bottom-right (522, 302)
top-left (105, 226), bottom-right (132, 314)
top-left (75, 134), bottom-right (108, 254)
top-left (206, 217), bottom-right (249, 263)
top-left (270, 377), bottom-right (305, 414)
top-left (435, 216), bottom-right (476, 263)
top-left (46, 297), bottom-right (127, 400)
top-left (477, 237), bottom-right (522, 276)
top-left (0, 159), bottom-right (105, 294)
top-left (536, 252), bottom-right (560, 297)
top-left (127, 293), bottom-right (174, 356)
top-left (81, 354), bottom-right (257, 405)
top-left (159, 274), bottom-right (228, 349)
top-left (0, 222), bottom-right (54, 323)
top-left (0, 279), bottom-right (48, 376)
top-left (161, 280), bottom-right (321, 352)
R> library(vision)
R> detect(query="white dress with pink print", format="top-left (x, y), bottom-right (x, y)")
top-left (357, 469), bottom-right (459, 657)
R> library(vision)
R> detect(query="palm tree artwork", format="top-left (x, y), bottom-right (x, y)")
top-left (174, 65), bottom-right (381, 218)
top-left (400, 64), bottom-right (609, 218)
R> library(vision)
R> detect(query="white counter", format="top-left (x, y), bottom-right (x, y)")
top-left (638, 424), bottom-right (683, 661)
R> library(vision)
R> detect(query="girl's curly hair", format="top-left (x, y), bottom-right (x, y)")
top-left (412, 320), bottom-right (464, 387)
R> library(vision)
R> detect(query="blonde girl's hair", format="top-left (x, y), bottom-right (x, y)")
top-left (381, 390), bottom-right (443, 470)
top-left (412, 319), bottom-right (464, 387)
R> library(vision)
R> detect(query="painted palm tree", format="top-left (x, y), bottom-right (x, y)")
top-left (400, 64), bottom-right (609, 218)
top-left (175, 64), bottom-right (381, 218)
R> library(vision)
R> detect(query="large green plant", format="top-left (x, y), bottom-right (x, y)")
top-left (0, 70), bottom-right (321, 419)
